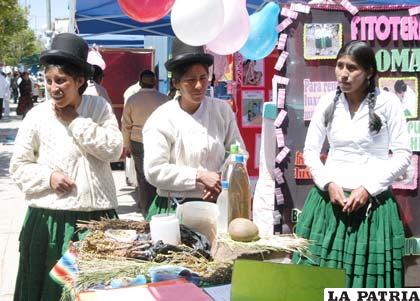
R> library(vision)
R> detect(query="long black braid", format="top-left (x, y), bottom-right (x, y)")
top-left (324, 82), bottom-right (382, 133)
top-left (323, 86), bottom-right (342, 127)
top-left (366, 77), bottom-right (382, 133)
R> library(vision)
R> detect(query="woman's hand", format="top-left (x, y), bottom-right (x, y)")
top-left (50, 171), bottom-right (76, 194)
top-left (327, 182), bottom-right (346, 207)
top-left (53, 104), bottom-right (79, 124)
top-left (202, 189), bottom-right (220, 202)
top-left (196, 170), bottom-right (221, 202)
top-left (342, 186), bottom-right (370, 213)
top-left (121, 147), bottom-right (131, 159)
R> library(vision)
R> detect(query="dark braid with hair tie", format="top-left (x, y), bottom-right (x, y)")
top-left (366, 78), bottom-right (382, 133)
top-left (323, 86), bottom-right (342, 127)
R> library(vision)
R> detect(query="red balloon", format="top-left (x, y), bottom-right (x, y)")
top-left (118, 0), bottom-right (176, 23)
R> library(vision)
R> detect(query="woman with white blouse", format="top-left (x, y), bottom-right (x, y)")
top-left (10, 33), bottom-right (123, 301)
top-left (292, 41), bottom-right (411, 288)
top-left (142, 38), bottom-right (246, 219)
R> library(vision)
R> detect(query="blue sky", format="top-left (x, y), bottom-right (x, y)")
top-left (18, 0), bottom-right (69, 33)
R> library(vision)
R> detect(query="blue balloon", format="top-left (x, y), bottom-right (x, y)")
top-left (239, 2), bottom-right (280, 60)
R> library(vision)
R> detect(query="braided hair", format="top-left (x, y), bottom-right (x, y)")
top-left (324, 41), bottom-right (382, 133)
top-left (323, 86), bottom-right (342, 127)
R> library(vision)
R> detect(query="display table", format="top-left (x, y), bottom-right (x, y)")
top-left (52, 219), bottom-right (311, 301)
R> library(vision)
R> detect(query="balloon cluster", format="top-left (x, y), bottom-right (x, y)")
top-left (118, 0), bottom-right (281, 60)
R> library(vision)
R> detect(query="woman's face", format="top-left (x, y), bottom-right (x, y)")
top-left (45, 66), bottom-right (85, 108)
top-left (335, 55), bottom-right (371, 95)
top-left (175, 64), bottom-right (209, 110)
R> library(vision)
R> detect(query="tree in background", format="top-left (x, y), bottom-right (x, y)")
top-left (0, 0), bottom-right (41, 66)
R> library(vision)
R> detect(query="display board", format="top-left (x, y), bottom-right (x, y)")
top-left (235, 52), bottom-right (278, 177)
top-left (257, 5), bottom-right (420, 284)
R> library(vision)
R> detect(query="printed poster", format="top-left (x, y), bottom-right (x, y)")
top-left (241, 90), bottom-right (264, 128)
top-left (407, 120), bottom-right (420, 152)
top-left (304, 23), bottom-right (343, 60)
top-left (242, 59), bottom-right (265, 87)
top-left (392, 155), bottom-right (418, 190)
top-left (303, 79), bottom-right (337, 120)
top-left (378, 77), bottom-right (418, 119)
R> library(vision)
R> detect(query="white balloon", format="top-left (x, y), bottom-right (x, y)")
top-left (171, 0), bottom-right (224, 46)
top-left (207, 0), bottom-right (250, 55)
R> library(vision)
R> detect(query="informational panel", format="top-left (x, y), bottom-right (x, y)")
top-left (279, 5), bottom-right (420, 236)
top-left (235, 52), bottom-right (278, 177)
top-left (274, 5), bottom-right (420, 285)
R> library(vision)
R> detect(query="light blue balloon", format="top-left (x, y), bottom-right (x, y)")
top-left (239, 2), bottom-right (280, 60)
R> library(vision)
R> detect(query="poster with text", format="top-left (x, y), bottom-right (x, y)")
top-left (303, 79), bottom-right (337, 120)
top-left (241, 90), bottom-right (264, 128)
top-left (407, 120), bottom-right (420, 152)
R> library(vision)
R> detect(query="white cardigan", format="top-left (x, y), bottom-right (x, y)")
top-left (143, 96), bottom-right (246, 199)
top-left (10, 95), bottom-right (123, 211)
top-left (304, 89), bottom-right (411, 196)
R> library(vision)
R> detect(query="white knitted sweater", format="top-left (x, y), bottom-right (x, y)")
top-left (9, 95), bottom-right (123, 211)
top-left (143, 96), bottom-right (246, 199)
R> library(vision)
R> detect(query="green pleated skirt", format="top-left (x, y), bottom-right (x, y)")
top-left (146, 195), bottom-right (203, 221)
top-left (292, 187), bottom-right (405, 288)
top-left (14, 207), bottom-right (118, 301)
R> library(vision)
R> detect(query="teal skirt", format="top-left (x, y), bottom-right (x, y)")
top-left (292, 187), bottom-right (404, 288)
top-left (14, 207), bottom-right (118, 301)
top-left (146, 195), bottom-right (203, 221)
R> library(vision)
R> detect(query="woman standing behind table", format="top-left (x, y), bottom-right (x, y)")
top-left (292, 41), bottom-right (411, 288)
top-left (10, 33), bottom-right (123, 301)
top-left (143, 38), bottom-right (246, 220)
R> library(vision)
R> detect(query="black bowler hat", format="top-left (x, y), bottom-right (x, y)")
top-left (40, 33), bottom-right (91, 73)
top-left (165, 37), bottom-right (213, 72)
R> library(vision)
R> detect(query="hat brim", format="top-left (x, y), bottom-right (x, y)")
top-left (165, 53), bottom-right (213, 72)
top-left (40, 50), bottom-right (92, 73)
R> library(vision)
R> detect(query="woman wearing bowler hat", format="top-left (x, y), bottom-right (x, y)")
top-left (142, 37), bottom-right (247, 219)
top-left (10, 33), bottom-right (123, 301)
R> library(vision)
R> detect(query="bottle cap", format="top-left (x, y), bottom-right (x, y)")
top-left (230, 144), bottom-right (239, 154)
top-left (221, 180), bottom-right (229, 189)
top-left (235, 154), bottom-right (244, 163)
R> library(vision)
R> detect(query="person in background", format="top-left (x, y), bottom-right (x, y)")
top-left (11, 71), bottom-right (19, 104)
top-left (292, 41), bottom-right (411, 288)
top-left (0, 71), bottom-right (10, 119)
top-left (142, 38), bottom-right (246, 220)
top-left (3, 70), bottom-right (12, 117)
top-left (123, 71), bottom-right (142, 102)
top-left (123, 70), bottom-right (143, 187)
top-left (394, 79), bottom-right (417, 118)
top-left (16, 71), bottom-right (33, 118)
top-left (121, 70), bottom-right (168, 215)
top-left (84, 65), bottom-right (112, 104)
top-left (32, 82), bottom-right (39, 103)
top-left (84, 49), bottom-right (112, 104)
top-left (10, 33), bottom-right (123, 301)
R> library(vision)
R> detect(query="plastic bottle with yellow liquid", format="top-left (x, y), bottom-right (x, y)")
top-left (228, 154), bottom-right (251, 223)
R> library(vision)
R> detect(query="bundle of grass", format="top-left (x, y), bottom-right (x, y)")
top-left (211, 233), bottom-right (312, 262)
